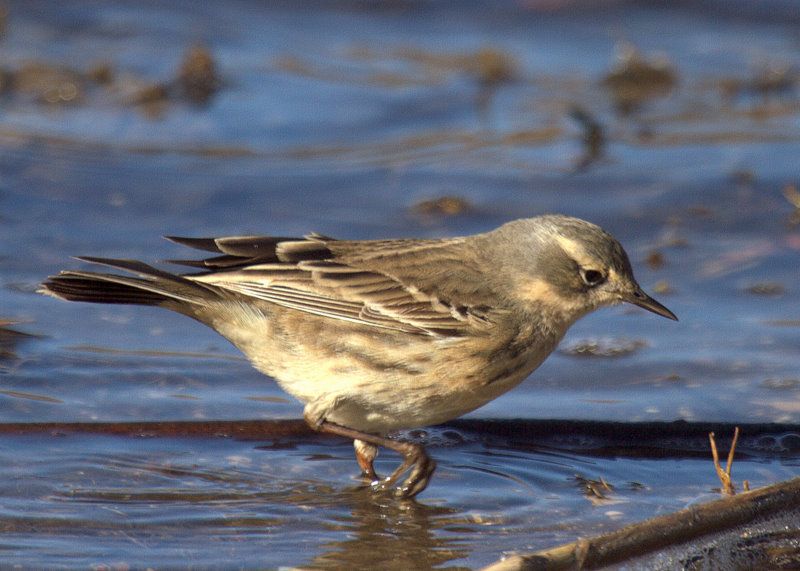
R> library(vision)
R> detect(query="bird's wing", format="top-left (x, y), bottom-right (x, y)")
top-left (169, 234), bottom-right (497, 337)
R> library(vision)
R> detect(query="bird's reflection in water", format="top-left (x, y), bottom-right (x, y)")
top-left (0, 320), bottom-right (37, 366)
top-left (307, 489), bottom-right (468, 570)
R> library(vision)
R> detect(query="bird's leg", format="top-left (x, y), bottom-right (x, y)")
top-left (353, 439), bottom-right (379, 481)
top-left (310, 419), bottom-right (436, 499)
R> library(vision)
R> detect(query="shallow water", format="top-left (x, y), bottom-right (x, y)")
top-left (2, 1), bottom-right (800, 568)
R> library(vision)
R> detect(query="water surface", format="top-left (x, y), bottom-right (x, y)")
top-left (1, 1), bottom-right (800, 568)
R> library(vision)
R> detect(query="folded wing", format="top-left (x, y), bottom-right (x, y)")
top-left (172, 233), bottom-right (496, 337)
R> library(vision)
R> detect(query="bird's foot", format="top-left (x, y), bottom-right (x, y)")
top-left (315, 420), bottom-right (437, 499)
top-left (372, 440), bottom-right (436, 499)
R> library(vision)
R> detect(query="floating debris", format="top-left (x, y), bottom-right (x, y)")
top-left (687, 204), bottom-right (714, 218)
top-left (602, 42), bottom-right (677, 114)
top-left (470, 47), bottom-right (517, 86)
top-left (246, 395), bottom-right (291, 403)
top-left (283, 45), bottom-right (516, 90)
top-left (719, 64), bottom-right (797, 100)
top-left (412, 196), bottom-right (473, 217)
top-left (116, 79), bottom-right (171, 118)
top-left (0, 43), bottom-right (221, 115)
top-left (574, 474), bottom-right (614, 500)
top-left (568, 105), bottom-right (605, 168)
top-left (394, 45), bottom-right (517, 86)
top-left (652, 280), bottom-right (673, 295)
top-left (783, 184), bottom-right (800, 226)
top-left (744, 282), bottom-right (786, 296)
top-left (560, 337), bottom-right (646, 358)
top-left (130, 82), bottom-right (170, 105)
top-left (131, 44), bottom-right (220, 110)
top-left (0, 67), bottom-right (9, 96)
top-left (86, 62), bottom-right (115, 85)
top-left (13, 62), bottom-right (84, 104)
top-left (750, 65), bottom-right (796, 96)
top-left (730, 169), bottom-right (756, 187)
top-left (178, 44), bottom-right (219, 104)
top-left (760, 378), bottom-right (800, 391)
top-left (645, 250), bottom-right (666, 270)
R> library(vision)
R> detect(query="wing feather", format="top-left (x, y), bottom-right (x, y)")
top-left (180, 234), bottom-right (497, 337)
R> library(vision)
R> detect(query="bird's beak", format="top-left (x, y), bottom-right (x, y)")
top-left (624, 288), bottom-right (678, 321)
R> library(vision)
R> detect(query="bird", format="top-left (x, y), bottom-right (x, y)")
top-left (40, 215), bottom-right (677, 498)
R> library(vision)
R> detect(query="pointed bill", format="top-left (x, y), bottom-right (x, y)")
top-left (625, 289), bottom-right (678, 321)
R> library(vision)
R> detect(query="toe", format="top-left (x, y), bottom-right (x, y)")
top-left (397, 457), bottom-right (437, 498)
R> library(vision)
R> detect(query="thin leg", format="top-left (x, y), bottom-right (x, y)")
top-left (315, 420), bottom-right (436, 498)
top-left (354, 439), bottom-right (379, 481)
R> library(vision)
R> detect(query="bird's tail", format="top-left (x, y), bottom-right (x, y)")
top-left (39, 257), bottom-right (216, 309)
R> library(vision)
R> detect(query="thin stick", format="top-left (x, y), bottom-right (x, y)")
top-left (709, 429), bottom-right (738, 495)
top-left (725, 426), bottom-right (740, 478)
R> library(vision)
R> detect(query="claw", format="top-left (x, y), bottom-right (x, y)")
top-left (397, 457), bottom-right (436, 498)
top-left (381, 441), bottom-right (435, 498)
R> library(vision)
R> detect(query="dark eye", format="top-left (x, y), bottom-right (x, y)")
top-left (581, 268), bottom-right (606, 287)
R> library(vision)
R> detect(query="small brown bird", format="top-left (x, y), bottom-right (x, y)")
top-left (40, 215), bottom-right (676, 498)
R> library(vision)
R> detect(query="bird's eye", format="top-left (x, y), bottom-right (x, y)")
top-left (581, 268), bottom-right (606, 287)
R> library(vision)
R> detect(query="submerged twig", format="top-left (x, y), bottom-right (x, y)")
top-left (709, 427), bottom-right (741, 495)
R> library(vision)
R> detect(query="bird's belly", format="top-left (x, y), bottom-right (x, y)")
top-left (210, 301), bottom-right (557, 434)
top-left (320, 347), bottom-right (546, 433)
top-left (272, 334), bottom-right (551, 434)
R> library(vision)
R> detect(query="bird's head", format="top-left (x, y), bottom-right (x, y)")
top-left (483, 215), bottom-right (677, 324)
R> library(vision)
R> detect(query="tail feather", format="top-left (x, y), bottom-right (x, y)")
top-left (40, 274), bottom-right (168, 305)
top-left (39, 257), bottom-right (218, 308)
